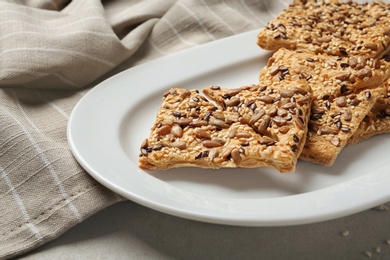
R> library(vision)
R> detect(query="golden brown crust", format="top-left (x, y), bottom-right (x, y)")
top-left (260, 48), bottom-right (390, 166)
top-left (349, 83), bottom-right (390, 144)
top-left (257, 0), bottom-right (390, 58)
top-left (139, 81), bottom-right (312, 173)
top-left (203, 81), bottom-right (312, 172)
top-left (139, 0), bottom-right (390, 172)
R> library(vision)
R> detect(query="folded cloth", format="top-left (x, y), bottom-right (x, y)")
top-left (0, 0), bottom-right (276, 258)
top-left (1, 0), bottom-right (390, 259)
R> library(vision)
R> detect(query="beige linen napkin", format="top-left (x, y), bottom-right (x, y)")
top-left (1, 0), bottom-right (389, 259)
top-left (0, 0), bottom-right (275, 258)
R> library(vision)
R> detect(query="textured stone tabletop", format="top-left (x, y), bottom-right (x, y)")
top-left (19, 201), bottom-right (390, 260)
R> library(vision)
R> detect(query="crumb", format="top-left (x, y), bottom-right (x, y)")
top-left (373, 204), bottom-right (388, 211)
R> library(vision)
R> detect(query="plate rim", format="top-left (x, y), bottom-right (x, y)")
top-left (67, 29), bottom-right (390, 227)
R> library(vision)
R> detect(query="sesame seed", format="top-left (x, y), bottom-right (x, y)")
top-left (364, 251), bottom-right (372, 258)
top-left (341, 230), bottom-right (349, 236)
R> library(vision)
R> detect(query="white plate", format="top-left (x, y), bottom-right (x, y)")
top-left (68, 30), bottom-right (390, 227)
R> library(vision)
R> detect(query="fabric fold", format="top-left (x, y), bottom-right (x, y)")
top-left (0, 0), bottom-right (270, 257)
top-left (2, 0), bottom-right (388, 259)
top-left (0, 0), bottom-right (158, 89)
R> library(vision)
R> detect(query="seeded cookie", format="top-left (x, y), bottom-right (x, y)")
top-left (203, 81), bottom-right (312, 172)
top-left (139, 83), bottom-right (312, 173)
top-left (260, 48), bottom-right (390, 166)
top-left (257, 0), bottom-right (390, 58)
top-left (349, 82), bottom-right (390, 144)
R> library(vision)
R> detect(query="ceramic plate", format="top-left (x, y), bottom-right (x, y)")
top-left (67, 30), bottom-right (390, 226)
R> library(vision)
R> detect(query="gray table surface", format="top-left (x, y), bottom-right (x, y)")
top-left (18, 200), bottom-right (390, 260)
